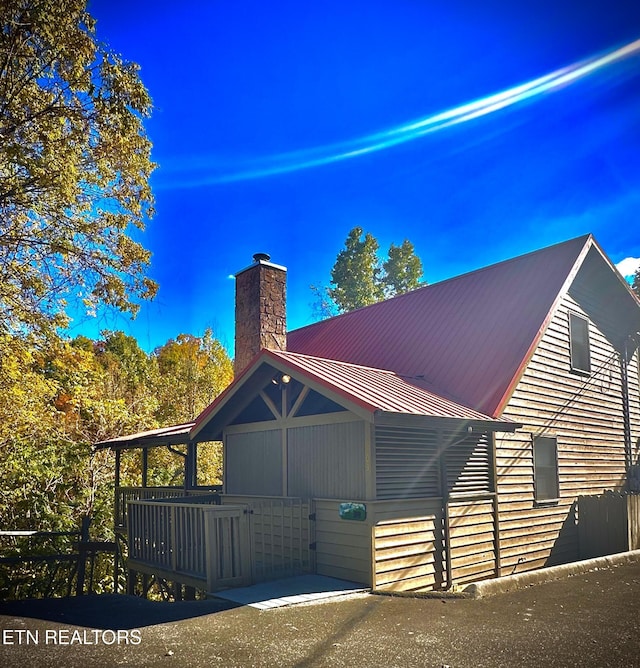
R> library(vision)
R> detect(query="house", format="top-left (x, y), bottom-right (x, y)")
top-left (97, 234), bottom-right (640, 595)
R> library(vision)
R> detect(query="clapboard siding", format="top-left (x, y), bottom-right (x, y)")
top-left (313, 499), bottom-right (372, 585)
top-left (448, 497), bottom-right (497, 585)
top-left (497, 285), bottom-right (637, 575)
top-left (370, 498), bottom-right (444, 592)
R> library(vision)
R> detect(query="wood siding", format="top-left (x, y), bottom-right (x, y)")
top-left (371, 498), bottom-right (444, 592)
top-left (375, 425), bottom-right (439, 499)
top-left (226, 430), bottom-right (282, 496)
top-left (287, 421), bottom-right (366, 499)
top-left (375, 423), bottom-right (492, 499)
top-left (313, 499), bottom-right (372, 585)
top-left (448, 496), bottom-right (497, 585)
top-left (498, 288), bottom-right (640, 575)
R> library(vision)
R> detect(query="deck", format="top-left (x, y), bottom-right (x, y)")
top-left (125, 494), bottom-right (314, 594)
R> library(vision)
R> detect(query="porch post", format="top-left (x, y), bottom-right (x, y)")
top-left (186, 441), bottom-right (197, 490)
top-left (114, 449), bottom-right (121, 488)
top-left (142, 448), bottom-right (148, 488)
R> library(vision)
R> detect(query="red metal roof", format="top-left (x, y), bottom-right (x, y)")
top-left (266, 350), bottom-right (510, 421)
top-left (288, 235), bottom-right (593, 417)
top-left (190, 348), bottom-right (517, 441)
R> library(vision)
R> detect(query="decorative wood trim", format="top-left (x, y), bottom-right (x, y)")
top-left (282, 427), bottom-right (288, 496)
top-left (224, 410), bottom-right (360, 435)
top-left (259, 390), bottom-right (281, 419)
top-left (494, 236), bottom-right (594, 416)
top-left (290, 386), bottom-right (310, 418)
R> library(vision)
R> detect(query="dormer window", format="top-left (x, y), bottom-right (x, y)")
top-left (569, 312), bottom-right (590, 374)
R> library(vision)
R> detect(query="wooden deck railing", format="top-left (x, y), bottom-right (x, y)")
top-left (127, 499), bottom-right (250, 592)
top-left (115, 486), bottom-right (221, 531)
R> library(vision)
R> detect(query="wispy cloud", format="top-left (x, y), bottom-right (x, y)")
top-left (155, 38), bottom-right (640, 189)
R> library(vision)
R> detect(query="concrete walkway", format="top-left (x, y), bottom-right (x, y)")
top-left (213, 575), bottom-right (367, 609)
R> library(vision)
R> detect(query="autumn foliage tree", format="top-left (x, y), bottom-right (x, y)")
top-left (0, 329), bottom-right (232, 569)
top-left (0, 0), bottom-right (156, 337)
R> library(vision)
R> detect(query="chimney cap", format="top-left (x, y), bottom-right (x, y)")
top-left (235, 254), bottom-right (287, 277)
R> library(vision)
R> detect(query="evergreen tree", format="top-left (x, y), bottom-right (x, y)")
top-left (328, 227), bottom-right (383, 312)
top-left (317, 227), bottom-right (426, 315)
top-left (383, 240), bottom-right (424, 296)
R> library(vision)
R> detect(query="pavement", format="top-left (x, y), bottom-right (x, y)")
top-left (214, 575), bottom-right (367, 610)
top-left (1, 553), bottom-right (640, 667)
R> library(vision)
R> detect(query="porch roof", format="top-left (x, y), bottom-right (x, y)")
top-left (93, 422), bottom-right (195, 450)
top-left (191, 349), bottom-right (520, 441)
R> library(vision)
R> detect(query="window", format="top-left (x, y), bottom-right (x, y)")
top-left (533, 436), bottom-right (559, 502)
top-left (569, 312), bottom-right (590, 373)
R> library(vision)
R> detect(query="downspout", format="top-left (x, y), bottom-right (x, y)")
top-left (437, 427), bottom-right (451, 590)
top-left (166, 444), bottom-right (189, 490)
top-left (620, 341), bottom-right (632, 473)
top-left (186, 441), bottom-right (197, 490)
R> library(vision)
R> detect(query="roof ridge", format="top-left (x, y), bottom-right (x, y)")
top-left (289, 234), bottom-right (592, 335)
top-left (269, 349), bottom-right (396, 374)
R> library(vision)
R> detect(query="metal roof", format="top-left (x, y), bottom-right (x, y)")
top-left (93, 422), bottom-right (195, 450)
top-left (190, 349), bottom-right (519, 441)
top-left (288, 235), bottom-right (595, 417)
top-left (100, 234), bottom-right (640, 447)
top-left (267, 350), bottom-right (514, 422)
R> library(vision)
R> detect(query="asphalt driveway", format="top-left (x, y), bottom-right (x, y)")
top-left (1, 560), bottom-right (639, 668)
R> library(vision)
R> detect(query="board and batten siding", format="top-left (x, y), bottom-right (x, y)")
top-left (497, 289), bottom-right (640, 575)
top-left (226, 429), bottom-right (282, 496)
top-left (287, 421), bottom-right (366, 499)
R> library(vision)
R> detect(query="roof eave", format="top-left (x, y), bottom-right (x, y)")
top-left (93, 422), bottom-right (195, 450)
top-left (375, 410), bottom-right (522, 432)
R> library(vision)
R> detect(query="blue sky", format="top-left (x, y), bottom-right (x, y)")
top-left (78, 0), bottom-right (640, 354)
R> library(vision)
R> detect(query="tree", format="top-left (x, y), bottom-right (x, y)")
top-left (317, 227), bottom-right (426, 315)
top-left (383, 240), bottom-right (424, 296)
top-left (154, 330), bottom-right (233, 424)
top-left (328, 227), bottom-right (384, 312)
top-left (0, 0), bottom-right (157, 337)
top-left (632, 270), bottom-right (640, 300)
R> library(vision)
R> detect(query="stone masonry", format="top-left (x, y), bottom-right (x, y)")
top-left (234, 256), bottom-right (287, 376)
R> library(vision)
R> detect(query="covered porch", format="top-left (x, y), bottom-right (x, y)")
top-left (94, 423), bottom-right (222, 534)
top-left (97, 349), bottom-right (521, 597)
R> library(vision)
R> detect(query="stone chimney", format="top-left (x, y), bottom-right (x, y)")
top-left (234, 253), bottom-right (287, 376)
